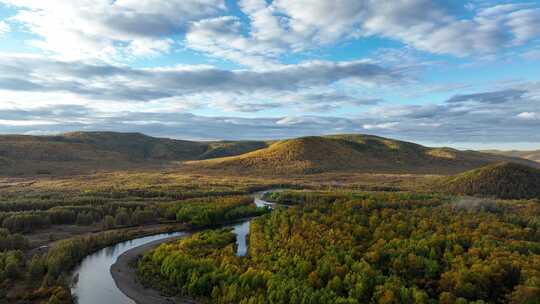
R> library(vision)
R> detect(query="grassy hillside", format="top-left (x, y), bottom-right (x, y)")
top-left (2, 131), bottom-right (536, 176)
top-left (60, 132), bottom-right (208, 160)
top-left (483, 149), bottom-right (540, 163)
top-left (0, 132), bottom-right (266, 176)
top-left (186, 134), bottom-right (538, 175)
top-left (200, 141), bottom-right (268, 159)
top-left (439, 162), bottom-right (540, 199)
top-left (62, 132), bottom-right (269, 160)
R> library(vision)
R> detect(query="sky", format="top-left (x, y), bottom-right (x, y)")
top-left (0, 0), bottom-right (539, 149)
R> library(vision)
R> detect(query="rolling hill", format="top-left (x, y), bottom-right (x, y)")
top-left (185, 134), bottom-right (540, 175)
top-left (0, 132), bottom-right (267, 176)
top-left (439, 162), bottom-right (540, 199)
top-left (2, 132), bottom-right (537, 176)
top-left (482, 149), bottom-right (540, 163)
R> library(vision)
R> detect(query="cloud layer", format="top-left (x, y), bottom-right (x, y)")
top-left (2, 83), bottom-right (539, 146)
top-left (1, 0), bottom-right (225, 59)
top-left (3, 0), bottom-right (540, 64)
top-left (0, 1), bottom-right (539, 148)
top-left (358, 85), bottom-right (540, 144)
top-left (185, 1), bottom-right (540, 67)
top-left (0, 54), bottom-right (402, 113)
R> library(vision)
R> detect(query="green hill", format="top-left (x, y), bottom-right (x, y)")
top-left (185, 134), bottom-right (539, 175)
top-left (439, 162), bottom-right (540, 199)
top-left (0, 132), bottom-right (267, 176)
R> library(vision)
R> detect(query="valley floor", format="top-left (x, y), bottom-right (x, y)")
top-left (1, 168), bottom-right (538, 303)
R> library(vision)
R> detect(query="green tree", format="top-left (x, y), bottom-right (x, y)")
top-left (114, 208), bottom-right (130, 226)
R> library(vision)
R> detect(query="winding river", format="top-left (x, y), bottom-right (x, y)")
top-left (70, 192), bottom-right (275, 304)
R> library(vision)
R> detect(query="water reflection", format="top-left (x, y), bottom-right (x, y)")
top-left (235, 192), bottom-right (275, 256)
top-left (71, 194), bottom-right (275, 304)
top-left (233, 220), bottom-right (251, 256)
top-left (254, 197), bottom-right (274, 208)
top-left (71, 231), bottom-right (185, 304)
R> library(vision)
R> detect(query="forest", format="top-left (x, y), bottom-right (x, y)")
top-left (1, 169), bottom-right (539, 304)
top-left (0, 186), bottom-right (269, 304)
top-left (137, 191), bottom-right (540, 304)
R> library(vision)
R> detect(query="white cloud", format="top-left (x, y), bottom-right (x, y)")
top-left (522, 48), bottom-right (540, 60)
top-left (517, 112), bottom-right (540, 120)
top-left (187, 0), bottom-right (365, 67)
top-left (272, 0), bottom-right (365, 44)
top-left (185, 1), bottom-right (540, 67)
top-left (0, 54), bottom-right (404, 114)
top-left (186, 16), bottom-right (282, 68)
top-left (126, 38), bottom-right (174, 57)
top-left (0, 106), bottom-right (364, 140)
top-left (0, 20), bottom-right (9, 35)
top-left (363, 122), bottom-right (399, 130)
top-left (205, 89), bottom-right (380, 113)
top-left (355, 84), bottom-right (540, 143)
top-left (362, 2), bottom-right (540, 57)
top-left (276, 116), bottom-right (351, 126)
top-left (0, 119), bottom-right (55, 126)
top-left (1, 83), bottom-right (540, 144)
top-left (0, 1), bottom-right (539, 146)
top-left (504, 7), bottom-right (540, 44)
top-left (3, 0), bottom-right (540, 65)
top-left (2, 0), bottom-right (225, 60)
top-left (186, 0), bottom-right (368, 67)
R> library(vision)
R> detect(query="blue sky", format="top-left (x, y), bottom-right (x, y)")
top-left (0, 0), bottom-right (539, 149)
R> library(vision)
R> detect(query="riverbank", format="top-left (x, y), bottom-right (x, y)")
top-left (110, 233), bottom-right (198, 304)
top-left (27, 221), bottom-right (186, 258)
top-left (109, 192), bottom-right (274, 304)
top-left (109, 218), bottom-right (260, 304)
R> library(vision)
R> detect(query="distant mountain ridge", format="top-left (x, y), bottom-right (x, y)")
top-left (0, 131), bottom-right (537, 176)
top-left (0, 132), bottom-right (268, 175)
top-left (185, 134), bottom-right (539, 175)
top-left (482, 149), bottom-right (540, 163)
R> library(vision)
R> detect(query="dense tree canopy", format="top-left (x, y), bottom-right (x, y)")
top-left (138, 191), bottom-right (540, 304)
